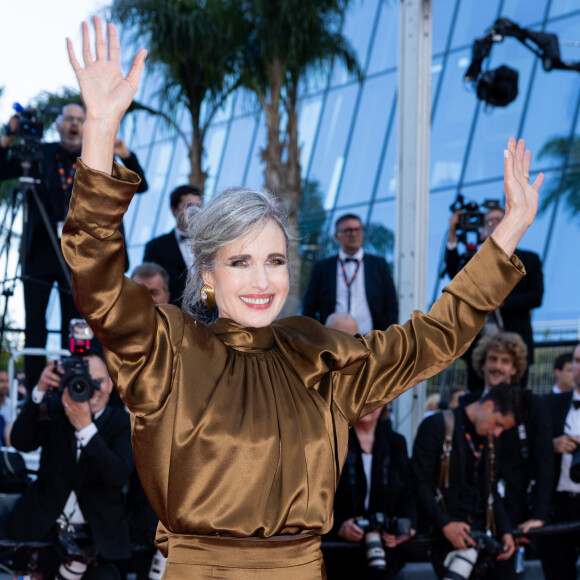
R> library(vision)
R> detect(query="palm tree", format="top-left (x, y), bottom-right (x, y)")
top-left (110, 0), bottom-right (246, 190)
top-left (538, 135), bottom-right (580, 218)
top-left (237, 0), bottom-right (360, 313)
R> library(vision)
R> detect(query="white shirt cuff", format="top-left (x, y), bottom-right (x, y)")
top-left (31, 386), bottom-right (46, 404)
top-left (446, 240), bottom-right (458, 250)
top-left (75, 423), bottom-right (98, 446)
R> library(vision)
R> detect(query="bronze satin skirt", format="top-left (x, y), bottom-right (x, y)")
top-left (162, 533), bottom-right (327, 579)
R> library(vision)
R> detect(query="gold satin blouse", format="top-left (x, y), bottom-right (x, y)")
top-left (62, 161), bottom-right (524, 543)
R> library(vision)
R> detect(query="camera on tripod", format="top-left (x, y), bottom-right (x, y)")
top-left (443, 530), bottom-right (504, 580)
top-left (3, 104), bottom-right (45, 164)
top-left (357, 513), bottom-right (412, 570)
top-left (51, 319), bottom-right (100, 403)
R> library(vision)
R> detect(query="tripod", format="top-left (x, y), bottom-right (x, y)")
top-left (0, 154), bottom-right (77, 388)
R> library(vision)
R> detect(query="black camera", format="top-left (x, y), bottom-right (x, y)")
top-left (357, 513), bottom-right (412, 570)
top-left (4, 104), bottom-right (44, 163)
top-left (443, 530), bottom-right (504, 580)
top-left (56, 319), bottom-right (100, 403)
top-left (450, 197), bottom-right (503, 234)
top-left (570, 442), bottom-right (580, 483)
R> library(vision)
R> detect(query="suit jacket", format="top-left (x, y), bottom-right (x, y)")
top-left (544, 391), bottom-right (575, 491)
top-left (302, 253), bottom-right (398, 330)
top-left (143, 230), bottom-right (187, 307)
top-left (8, 399), bottom-right (134, 561)
top-left (461, 389), bottom-right (553, 525)
top-left (412, 407), bottom-right (511, 537)
top-left (445, 247), bottom-right (543, 364)
top-left (331, 419), bottom-right (416, 536)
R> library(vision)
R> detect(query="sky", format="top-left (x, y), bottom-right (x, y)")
top-left (0, 1), bottom-right (110, 123)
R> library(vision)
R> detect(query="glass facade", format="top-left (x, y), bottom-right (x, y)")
top-left (121, 0), bottom-right (580, 330)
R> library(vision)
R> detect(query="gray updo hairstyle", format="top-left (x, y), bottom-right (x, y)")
top-left (180, 187), bottom-right (290, 320)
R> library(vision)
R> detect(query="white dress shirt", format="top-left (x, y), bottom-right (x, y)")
top-left (556, 390), bottom-right (580, 493)
top-left (335, 249), bottom-right (373, 335)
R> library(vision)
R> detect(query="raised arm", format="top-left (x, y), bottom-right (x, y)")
top-left (491, 138), bottom-right (543, 256)
top-left (67, 16), bottom-right (146, 173)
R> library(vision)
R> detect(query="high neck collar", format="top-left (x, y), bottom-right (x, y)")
top-left (210, 317), bottom-right (275, 352)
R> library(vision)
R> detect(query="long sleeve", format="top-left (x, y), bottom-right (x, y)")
top-left (330, 237), bottom-right (525, 424)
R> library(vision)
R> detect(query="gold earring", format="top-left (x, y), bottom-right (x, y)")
top-left (200, 284), bottom-right (216, 308)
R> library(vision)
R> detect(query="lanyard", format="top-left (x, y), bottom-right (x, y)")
top-left (465, 431), bottom-right (484, 467)
top-left (338, 256), bottom-right (362, 312)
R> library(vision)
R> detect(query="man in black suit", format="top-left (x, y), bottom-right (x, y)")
top-left (412, 384), bottom-right (523, 579)
top-left (538, 342), bottom-right (580, 580)
top-left (445, 205), bottom-right (543, 388)
top-left (0, 104), bottom-right (148, 390)
top-left (302, 214), bottom-right (398, 334)
top-left (8, 351), bottom-right (134, 579)
top-left (143, 184), bottom-right (202, 308)
top-left (465, 330), bottom-right (553, 579)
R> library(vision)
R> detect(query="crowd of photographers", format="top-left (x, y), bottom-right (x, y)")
top-left (1, 104), bottom-right (579, 580)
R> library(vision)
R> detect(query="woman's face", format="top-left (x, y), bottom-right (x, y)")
top-left (203, 220), bottom-right (289, 328)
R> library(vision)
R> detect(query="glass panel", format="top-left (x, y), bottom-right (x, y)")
top-left (367, 0), bottom-right (398, 75)
top-left (432, 0), bottom-right (456, 55)
top-left (450, 1), bottom-right (502, 50)
top-left (215, 115), bottom-right (258, 192)
top-left (430, 50), bottom-right (479, 189)
top-left (298, 96), bottom-right (324, 178)
top-left (374, 112), bottom-right (397, 202)
top-left (549, 0), bottom-right (580, 18)
top-left (540, 202), bottom-right (580, 321)
top-left (307, 85), bottom-right (359, 210)
top-left (500, 0), bottom-right (548, 25)
top-left (428, 190), bottom-right (465, 301)
top-left (331, 0), bottom-right (380, 85)
top-left (233, 89), bottom-right (260, 117)
top-left (335, 73), bottom-right (396, 206)
top-left (129, 141), bottom-right (175, 244)
top-left (201, 125), bottom-right (228, 199)
top-left (367, 199), bottom-right (396, 265)
top-left (244, 114), bottom-right (267, 190)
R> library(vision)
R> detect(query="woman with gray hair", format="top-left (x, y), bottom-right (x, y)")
top-left (62, 17), bottom-right (543, 579)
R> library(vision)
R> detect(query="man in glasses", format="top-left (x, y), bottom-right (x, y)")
top-left (302, 213), bottom-right (398, 334)
top-left (445, 204), bottom-right (543, 388)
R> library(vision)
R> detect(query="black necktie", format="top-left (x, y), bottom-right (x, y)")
top-left (344, 257), bottom-right (358, 262)
top-left (572, 401), bottom-right (580, 410)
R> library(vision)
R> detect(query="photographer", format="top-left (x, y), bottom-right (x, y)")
top-left (444, 202), bottom-right (543, 389)
top-left (7, 350), bottom-right (133, 579)
top-left (0, 104), bottom-right (148, 392)
top-left (412, 384), bottom-right (524, 579)
top-left (327, 405), bottom-right (415, 579)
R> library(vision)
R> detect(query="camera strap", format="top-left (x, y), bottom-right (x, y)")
top-left (486, 435), bottom-right (497, 537)
top-left (436, 410), bottom-right (455, 510)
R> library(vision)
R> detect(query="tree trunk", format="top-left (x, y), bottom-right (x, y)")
top-left (188, 138), bottom-right (208, 191)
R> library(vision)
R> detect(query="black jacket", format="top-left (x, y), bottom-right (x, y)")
top-left (8, 399), bottom-right (134, 561)
top-left (143, 230), bottom-right (187, 307)
top-left (445, 247), bottom-right (543, 365)
top-left (461, 389), bottom-right (553, 525)
top-left (302, 253), bottom-right (398, 330)
top-left (331, 419), bottom-right (415, 536)
top-left (412, 408), bottom-right (511, 537)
